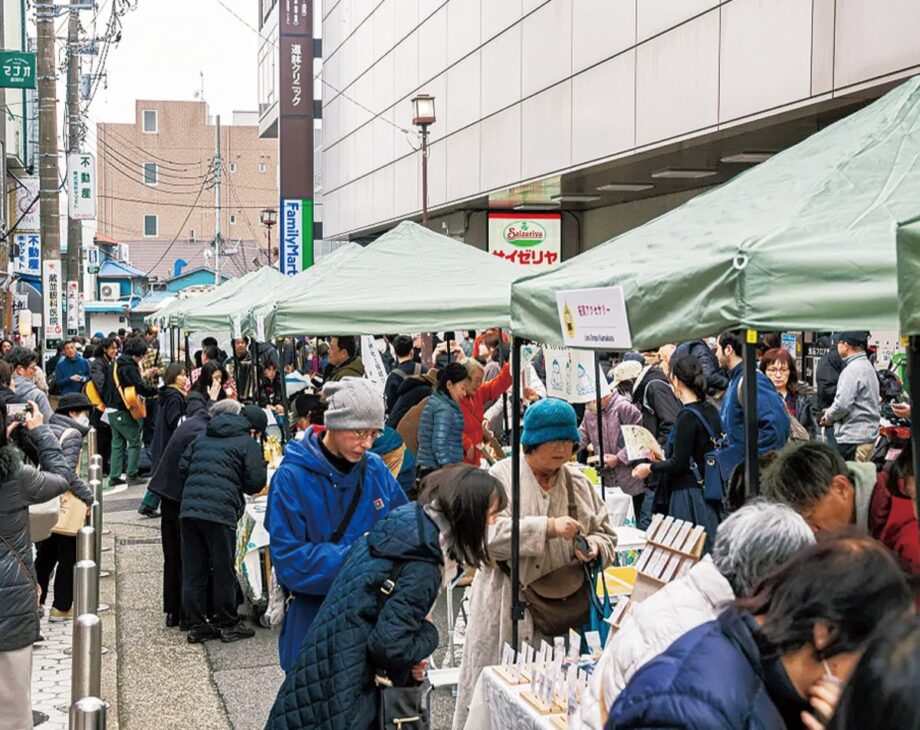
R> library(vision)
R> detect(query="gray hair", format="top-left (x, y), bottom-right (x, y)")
top-left (711, 499), bottom-right (814, 597)
top-left (210, 399), bottom-right (243, 416)
top-left (463, 358), bottom-right (484, 376)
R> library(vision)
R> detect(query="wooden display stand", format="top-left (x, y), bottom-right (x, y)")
top-left (520, 690), bottom-right (565, 716)
top-left (492, 665), bottom-right (527, 685)
top-left (630, 514), bottom-right (706, 603)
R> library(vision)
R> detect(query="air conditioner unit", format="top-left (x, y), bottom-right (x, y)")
top-left (99, 283), bottom-right (119, 301)
top-left (118, 243), bottom-right (130, 263)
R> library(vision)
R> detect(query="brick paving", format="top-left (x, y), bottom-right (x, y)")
top-left (31, 590), bottom-right (74, 730)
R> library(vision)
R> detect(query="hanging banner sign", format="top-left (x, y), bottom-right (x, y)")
top-left (543, 347), bottom-right (610, 404)
top-left (361, 335), bottom-right (388, 393)
top-left (488, 212), bottom-right (561, 269)
top-left (78, 291), bottom-right (85, 331)
top-left (12, 233), bottom-right (40, 276)
top-left (85, 244), bottom-right (100, 274)
top-left (14, 176), bottom-right (40, 231)
top-left (66, 280), bottom-right (79, 332)
top-left (556, 286), bottom-right (632, 350)
top-left (68, 152), bottom-right (97, 220)
top-left (280, 198), bottom-right (314, 275)
top-left (42, 260), bottom-right (64, 342)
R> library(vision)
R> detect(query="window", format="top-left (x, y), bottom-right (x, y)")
top-left (143, 162), bottom-right (157, 186)
top-left (229, 214), bottom-right (236, 225)
top-left (188, 229), bottom-right (196, 242)
top-left (229, 163), bottom-right (237, 173)
top-left (142, 110), bottom-right (157, 134)
top-left (143, 215), bottom-right (158, 237)
top-left (258, 163), bottom-right (267, 173)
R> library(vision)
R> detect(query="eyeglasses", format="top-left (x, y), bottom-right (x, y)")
top-left (350, 429), bottom-right (381, 442)
top-left (765, 366), bottom-right (789, 375)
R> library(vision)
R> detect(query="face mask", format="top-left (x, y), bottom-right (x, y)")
top-left (75, 414), bottom-right (90, 427)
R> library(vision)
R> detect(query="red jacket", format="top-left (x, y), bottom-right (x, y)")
top-left (460, 362), bottom-right (512, 466)
top-left (869, 471), bottom-right (920, 574)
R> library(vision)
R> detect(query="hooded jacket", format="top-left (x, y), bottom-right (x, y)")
top-left (267, 503), bottom-right (442, 730)
top-left (149, 384), bottom-right (187, 469)
top-left (265, 430), bottom-right (408, 672)
top-left (0, 426), bottom-right (71, 652)
top-left (416, 391), bottom-right (465, 469)
top-left (386, 376), bottom-right (433, 428)
top-left (147, 406), bottom-right (211, 503)
top-left (849, 460), bottom-right (878, 532)
top-left (608, 608), bottom-right (792, 730)
top-left (13, 374), bottom-right (53, 421)
top-left (576, 557), bottom-right (734, 730)
top-left (47, 414), bottom-right (95, 506)
top-left (177, 413), bottom-right (267, 528)
top-left (721, 362), bottom-right (790, 453)
top-left (102, 353), bottom-right (158, 412)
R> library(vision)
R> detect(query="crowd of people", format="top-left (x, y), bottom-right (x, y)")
top-left (0, 322), bottom-right (916, 730)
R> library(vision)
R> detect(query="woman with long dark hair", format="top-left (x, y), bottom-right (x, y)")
top-left (188, 360), bottom-right (228, 413)
top-left (267, 464), bottom-right (507, 729)
top-left (0, 401), bottom-right (72, 730)
top-left (632, 355), bottom-right (724, 552)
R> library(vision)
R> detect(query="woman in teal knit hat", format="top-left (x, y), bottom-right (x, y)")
top-left (453, 397), bottom-right (618, 730)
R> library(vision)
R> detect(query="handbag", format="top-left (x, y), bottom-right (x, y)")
top-left (29, 497), bottom-right (60, 543)
top-left (375, 561), bottom-right (432, 730)
top-left (586, 561), bottom-right (612, 646)
top-left (500, 473), bottom-right (591, 636)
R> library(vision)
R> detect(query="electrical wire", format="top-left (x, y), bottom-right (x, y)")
top-left (97, 192), bottom-right (271, 209)
top-left (142, 174), bottom-right (211, 278)
top-left (84, 125), bottom-right (202, 174)
top-left (83, 115), bottom-right (205, 167)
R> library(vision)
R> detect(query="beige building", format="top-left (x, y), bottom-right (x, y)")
top-left (96, 100), bottom-right (278, 280)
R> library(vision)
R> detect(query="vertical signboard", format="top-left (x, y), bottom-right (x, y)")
top-left (12, 233), bottom-right (40, 276)
top-left (42, 260), bottom-right (63, 345)
top-left (15, 176), bottom-right (40, 231)
top-left (68, 152), bottom-right (97, 220)
top-left (279, 0), bottom-right (314, 272)
top-left (487, 212), bottom-right (562, 269)
top-left (66, 280), bottom-right (79, 333)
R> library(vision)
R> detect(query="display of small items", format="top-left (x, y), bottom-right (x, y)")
top-left (493, 628), bottom-right (603, 725)
top-left (629, 514), bottom-right (706, 603)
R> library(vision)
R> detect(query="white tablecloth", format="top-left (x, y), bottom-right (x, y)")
top-left (465, 667), bottom-right (561, 730)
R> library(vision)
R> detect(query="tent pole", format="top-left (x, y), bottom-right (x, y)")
top-left (594, 351), bottom-right (606, 501)
top-left (742, 332), bottom-right (759, 499)
top-left (510, 336), bottom-right (524, 651)
top-left (498, 328), bottom-right (509, 438)
top-left (252, 336), bottom-right (262, 406)
top-left (909, 336), bottom-right (920, 528)
top-left (183, 332), bottom-right (191, 372)
top-left (169, 326), bottom-right (175, 363)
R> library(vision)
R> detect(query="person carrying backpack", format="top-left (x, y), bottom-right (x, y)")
top-left (383, 336), bottom-right (421, 414)
top-left (632, 356), bottom-right (724, 553)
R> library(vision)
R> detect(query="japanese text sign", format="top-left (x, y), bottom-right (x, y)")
top-left (488, 212), bottom-right (561, 270)
top-left (556, 286), bottom-right (632, 349)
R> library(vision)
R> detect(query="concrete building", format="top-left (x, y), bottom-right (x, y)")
top-left (96, 100), bottom-right (279, 282)
top-left (320, 0), bottom-right (920, 257)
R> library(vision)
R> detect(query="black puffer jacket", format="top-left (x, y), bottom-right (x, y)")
top-left (178, 413), bottom-right (267, 528)
top-left (47, 414), bottom-right (95, 506)
top-left (150, 385), bottom-right (187, 469)
top-left (386, 376), bottom-right (433, 428)
top-left (0, 426), bottom-right (71, 651)
top-left (148, 408), bottom-right (210, 504)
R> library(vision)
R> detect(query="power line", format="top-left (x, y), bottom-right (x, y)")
top-left (85, 116), bottom-right (206, 167)
top-left (91, 134), bottom-right (208, 180)
top-left (85, 126), bottom-right (203, 174)
top-left (212, 0), bottom-right (274, 48)
top-left (142, 174), bottom-right (211, 278)
top-left (98, 192), bottom-right (272, 209)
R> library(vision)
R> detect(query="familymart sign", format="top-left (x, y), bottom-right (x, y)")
top-left (487, 212), bottom-right (561, 270)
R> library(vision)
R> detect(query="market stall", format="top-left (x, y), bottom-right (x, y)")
top-left (895, 214), bottom-right (920, 520)
top-left (175, 266), bottom-right (287, 334)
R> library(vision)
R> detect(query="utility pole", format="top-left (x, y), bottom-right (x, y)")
top-left (37, 2), bottom-right (61, 348)
top-left (213, 114), bottom-right (222, 285)
top-left (65, 0), bottom-right (82, 288)
top-left (0, 0), bottom-right (9, 335)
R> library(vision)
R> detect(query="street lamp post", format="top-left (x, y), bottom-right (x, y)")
top-left (411, 94), bottom-right (436, 225)
top-left (260, 208), bottom-right (278, 267)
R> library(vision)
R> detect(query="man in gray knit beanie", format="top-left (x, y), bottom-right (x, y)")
top-left (264, 376), bottom-right (408, 672)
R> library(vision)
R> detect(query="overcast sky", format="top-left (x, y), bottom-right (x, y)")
top-left (89, 0), bottom-right (260, 125)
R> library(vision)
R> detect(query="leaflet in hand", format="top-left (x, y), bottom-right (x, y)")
top-left (621, 424), bottom-right (664, 462)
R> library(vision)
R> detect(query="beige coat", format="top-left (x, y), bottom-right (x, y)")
top-left (453, 457), bottom-right (617, 730)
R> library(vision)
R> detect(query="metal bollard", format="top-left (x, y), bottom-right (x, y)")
top-left (89, 500), bottom-right (103, 568)
top-left (73, 560), bottom-right (98, 617)
top-left (86, 427), bottom-right (97, 461)
top-left (88, 464), bottom-right (101, 486)
top-left (69, 696), bottom-right (107, 730)
top-left (71, 614), bottom-right (102, 703)
top-left (76, 526), bottom-right (95, 562)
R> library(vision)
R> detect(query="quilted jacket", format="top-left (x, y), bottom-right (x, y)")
top-left (147, 407), bottom-right (210, 504)
top-left (575, 557), bottom-right (733, 730)
top-left (178, 413), bottom-right (267, 528)
top-left (416, 392), bottom-right (464, 469)
top-left (47, 414), bottom-right (95, 506)
top-left (265, 430), bottom-right (408, 672)
top-left (267, 503), bottom-right (442, 730)
top-left (608, 608), bottom-right (793, 730)
top-left (0, 426), bottom-right (71, 652)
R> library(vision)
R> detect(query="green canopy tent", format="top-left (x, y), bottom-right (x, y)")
top-left (248, 242), bottom-right (364, 339)
top-left (506, 76), bottom-right (920, 646)
top-left (895, 215), bottom-right (920, 522)
top-left (271, 220), bottom-right (525, 336)
top-left (176, 266), bottom-right (287, 333)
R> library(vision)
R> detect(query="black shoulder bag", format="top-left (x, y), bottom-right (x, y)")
top-left (329, 458), bottom-right (367, 543)
top-left (374, 560), bottom-right (432, 730)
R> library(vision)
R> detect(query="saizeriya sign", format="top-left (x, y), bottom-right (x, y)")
top-left (488, 212), bottom-right (561, 269)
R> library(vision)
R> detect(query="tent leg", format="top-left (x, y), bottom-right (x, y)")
top-left (498, 328), bottom-right (509, 438)
top-left (742, 334), bottom-right (759, 500)
top-left (510, 336), bottom-right (524, 651)
top-left (909, 336), bottom-right (920, 528)
top-left (252, 336), bottom-right (262, 407)
top-left (183, 332), bottom-right (191, 372)
top-left (169, 326), bottom-right (175, 363)
top-left (594, 351), bottom-right (606, 501)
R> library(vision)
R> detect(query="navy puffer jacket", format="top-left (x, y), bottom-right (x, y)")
top-left (416, 391), bottom-right (464, 468)
top-left (178, 413), bottom-right (267, 528)
top-left (267, 503), bottom-right (443, 730)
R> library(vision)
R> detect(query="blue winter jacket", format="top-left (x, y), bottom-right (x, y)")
top-left (267, 503), bottom-right (442, 730)
top-left (53, 355), bottom-right (91, 395)
top-left (720, 363), bottom-right (790, 453)
top-left (265, 430), bottom-right (408, 672)
top-left (608, 608), bottom-right (791, 730)
top-left (416, 391), bottom-right (464, 468)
